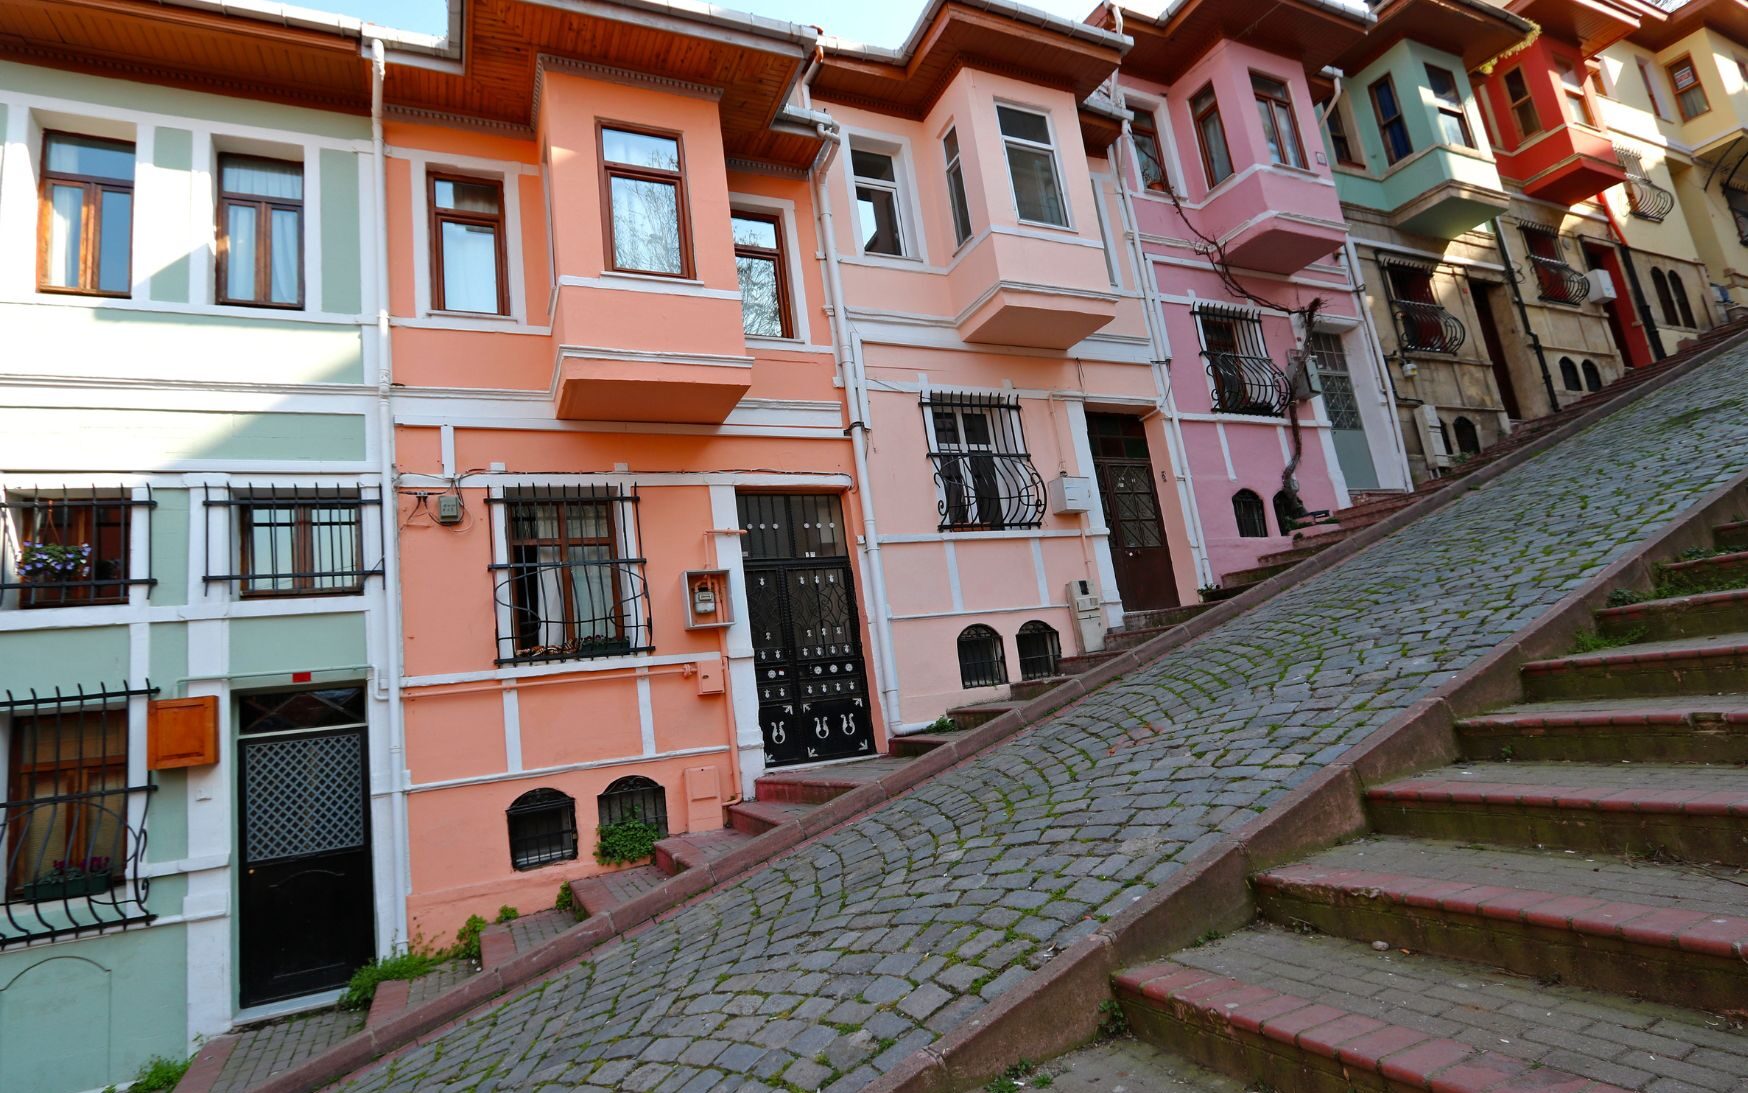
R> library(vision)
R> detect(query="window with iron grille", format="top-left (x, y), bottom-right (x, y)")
top-left (1668, 271), bottom-right (1697, 327)
top-left (489, 486), bottom-right (652, 666)
top-left (1306, 332), bottom-right (1362, 430)
top-left (1233, 490), bottom-right (1268, 538)
top-left (1560, 357), bottom-right (1582, 390)
top-left (922, 393), bottom-right (1046, 532)
top-left (1581, 360), bottom-right (1603, 392)
top-left (1196, 305), bottom-right (1290, 417)
top-left (2, 488), bottom-right (152, 609)
top-left (1727, 187), bottom-right (1748, 245)
top-left (1615, 148), bottom-right (1674, 222)
top-left (597, 776), bottom-right (668, 836)
top-left (2, 681), bottom-right (156, 947)
top-left (1519, 226), bottom-right (1589, 306)
top-left (506, 788), bottom-right (577, 870)
top-left (957, 625), bottom-right (1007, 689)
top-left (1016, 621), bottom-right (1061, 681)
top-left (1452, 416), bottom-right (1481, 455)
top-left (1384, 265), bottom-right (1466, 355)
top-left (203, 484), bottom-right (382, 597)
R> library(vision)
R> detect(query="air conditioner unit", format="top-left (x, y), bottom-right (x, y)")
top-left (1047, 474), bottom-right (1093, 514)
top-left (1585, 268), bottom-right (1617, 303)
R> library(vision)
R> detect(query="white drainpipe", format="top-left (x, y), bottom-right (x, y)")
top-left (369, 39), bottom-right (411, 950)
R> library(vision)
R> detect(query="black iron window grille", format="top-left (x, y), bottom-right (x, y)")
top-left (1560, 357), bottom-right (1583, 391)
top-left (1196, 305), bottom-right (1291, 417)
top-left (1726, 186), bottom-right (1748, 245)
top-left (597, 775), bottom-right (669, 835)
top-left (921, 392), bottom-right (1046, 532)
top-left (2, 487), bottom-right (154, 609)
top-left (506, 788), bottom-right (578, 870)
top-left (1519, 226), bottom-right (1590, 305)
top-left (203, 484), bottom-right (383, 596)
top-left (1233, 489), bottom-right (1268, 538)
top-left (1016, 621), bottom-right (1061, 681)
top-left (957, 624), bottom-right (1008, 689)
top-left (1383, 265), bottom-right (1466, 355)
top-left (488, 485), bottom-right (653, 666)
top-left (1306, 332), bottom-right (1362, 430)
top-left (2, 681), bottom-right (157, 948)
top-left (1616, 149), bottom-right (1674, 222)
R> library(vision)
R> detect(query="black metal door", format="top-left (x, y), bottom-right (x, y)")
top-left (237, 688), bottom-right (374, 1008)
top-left (1087, 414), bottom-right (1178, 611)
top-left (737, 495), bottom-right (875, 767)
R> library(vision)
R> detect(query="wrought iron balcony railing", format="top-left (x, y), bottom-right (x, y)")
top-left (928, 452), bottom-right (1046, 532)
top-left (1732, 207), bottom-right (1748, 246)
top-left (491, 556), bottom-right (654, 665)
top-left (1529, 255), bottom-right (1591, 306)
top-left (1392, 299), bottom-right (1467, 355)
top-left (1205, 351), bottom-right (1292, 417)
top-left (1626, 177), bottom-right (1675, 222)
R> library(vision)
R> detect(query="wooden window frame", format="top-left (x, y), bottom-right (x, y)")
top-left (1131, 109), bottom-right (1171, 190)
top-left (1636, 56), bottom-right (1672, 120)
top-left (6, 707), bottom-right (128, 897)
top-left (216, 154), bottom-right (304, 310)
top-left (1424, 65), bottom-right (1477, 149)
top-left (505, 492), bottom-right (629, 657)
top-left (1191, 85), bottom-right (1234, 188)
top-left (36, 131), bottom-right (134, 298)
top-left (1667, 55), bottom-right (1710, 120)
top-left (731, 211), bottom-right (792, 339)
top-left (16, 498), bottom-right (131, 609)
top-left (237, 499), bottom-right (364, 599)
top-left (1251, 73), bottom-right (1307, 169)
top-left (599, 121), bottom-right (693, 279)
top-left (1369, 75), bottom-right (1414, 165)
top-left (1325, 102), bottom-right (1362, 168)
top-left (1556, 62), bottom-right (1597, 128)
top-left (428, 171), bottom-right (509, 315)
top-left (1504, 68), bottom-right (1543, 142)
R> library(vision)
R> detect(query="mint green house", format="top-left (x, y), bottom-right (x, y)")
top-left (0, 46), bottom-right (403, 1092)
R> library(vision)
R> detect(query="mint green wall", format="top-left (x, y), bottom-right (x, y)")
top-left (229, 612), bottom-right (368, 679)
top-left (0, 924), bottom-right (188, 1093)
top-left (321, 149), bottom-right (364, 314)
top-left (0, 60), bottom-right (368, 141)
top-left (150, 128), bottom-right (195, 303)
top-left (0, 408), bottom-right (366, 468)
top-left (0, 628), bottom-right (129, 694)
top-left (150, 623), bottom-right (189, 697)
top-left (11, 306), bottom-right (362, 386)
top-left (151, 490), bottom-right (190, 606)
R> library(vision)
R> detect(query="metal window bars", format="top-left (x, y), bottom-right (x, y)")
top-left (1016, 621), bottom-right (1062, 681)
top-left (920, 392), bottom-right (1047, 532)
top-left (957, 624), bottom-right (1008, 689)
top-left (597, 776), bottom-right (669, 836)
top-left (1, 486), bottom-right (154, 608)
top-left (1520, 226), bottom-right (1591, 306)
top-left (1195, 305), bottom-right (1292, 417)
top-left (487, 485), bottom-right (654, 666)
top-left (1616, 148), bottom-right (1675, 222)
top-left (505, 788), bottom-right (578, 870)
top-left (1, 681), bottom-right (157, 948)
top-left (202, 484), bottom-right (383, 596)
top-left (1393, 300), bottom-right (1468, 355)
top-left (1725, 185), bottom-right (1748, 245)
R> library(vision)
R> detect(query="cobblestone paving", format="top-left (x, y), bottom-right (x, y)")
top-left (213, 1009), bottom-right (364, 1093)
top-left (339, 351), bottom-right (1748, 1093)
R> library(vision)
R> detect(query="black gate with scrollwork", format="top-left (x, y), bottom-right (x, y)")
top-left (737, 494), bottom-right (874, 767)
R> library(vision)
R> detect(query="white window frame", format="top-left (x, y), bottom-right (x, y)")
top-left (844, 132), bottom-right (921, 261)
top-left (995, 101), bottom-right (1072, 230)
top-left (940, 123), bottom-right (974, 249)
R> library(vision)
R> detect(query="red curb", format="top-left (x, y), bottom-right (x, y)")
top-left (175, 1032), bottom-right (238, 1093)
top-left (477, 925), bottom-right (515, 971)
top-left (365, 979), bottom-right (410, 1027)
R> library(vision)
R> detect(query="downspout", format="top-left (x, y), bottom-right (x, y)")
top-left (1491, 217), bottom-right (1559, 412)
top-left (369, 39), bottom-right (411, 950)
top-left (803, 79), bottom-right (903, 738)
top-left (1600, 202), bottom-right (1666, 362)
top-left (1110, 87), bottom-right (1214, 587)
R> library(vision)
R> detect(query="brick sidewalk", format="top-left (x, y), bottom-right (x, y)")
top-left (329, 346), bottom-right (1748, 1092)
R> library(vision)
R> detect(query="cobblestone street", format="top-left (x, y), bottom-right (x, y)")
top-left (338, 348), bottom-right (1748, 1093)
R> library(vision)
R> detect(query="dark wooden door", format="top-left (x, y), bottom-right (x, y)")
top-left (737, 494), bottom-right (875, 767)
top-left (1087, 414), bottom-right (1178, 611)
top-left (1473, 284), bottom-right (1522, 420)
top-left (238, 688), bottom-right (374, 1008)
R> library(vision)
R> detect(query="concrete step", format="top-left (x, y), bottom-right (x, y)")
top-left (1113, 925), bottom-right (1743, 1093)
top-left (567, 862), bottom-right (668, 918)
top-left (1713, 519), bottom-right (1748, 551)
top-left (1102, 623), bottom-right (1178, 651)
top-left (1596, 587), bottom-right (1748, 642)
top-left (1057, 650), bottom-right (1121, 675)
top-left (1254, 836), bottom-right (1748, 1012)
top-left (1255, 541), bottom-right (1333, 568)
top-left (1364, 761), bottom-right (1748, 864)
top-left (1121, 603), bottom-right (1214, 631)
top-left (1456, 696), bottom-right (1748, 764)
top-left (753, 756), bottom-right (913, 805)
top-left (1218, 560), bottom-right (1296, 588)
top-left (725, 797), bottom-right (814, 836)
top-left (889, 731), bottom-right (960, 758)
top-left (943, 700), bottom-right (1023, 731)
top-left (1658, 549), bottom-right (1748, 594)
top-left (1521, 632), bottom-right (1748, 701)
top-left (1007, 676), bottom-right (1071, 701)
top-left (651, 826), bottom-right (753, 877)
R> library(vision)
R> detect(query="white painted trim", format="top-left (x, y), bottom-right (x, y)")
top-left (403, 649), bottom-right (727, 690)
top-left (556, 273), bottom-right (741, 301)
top-left (889, 602), bottom-right (1072, 622)
top-left (839, 124), bottom-right (928, 263)
top-left (877, 528), bottom-right (1108, 544)
top-left (636, 671), bottom-right (656, 757)
top-left (501, 685), bottom-right (523, 773)
top-left (407, 744), bottom-right (730, 793)
top-left (943, 540), bottom-right (964, 612)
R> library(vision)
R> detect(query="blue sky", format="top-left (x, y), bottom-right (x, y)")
top-left (322, 0), bottom-right (1094, 45)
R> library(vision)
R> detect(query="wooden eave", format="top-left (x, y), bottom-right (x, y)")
top-left (1509, 0), bottom-right (1643, 55)
top-left (1330, 0), bottom-right (1534, 73)
top-left (0, 0), bottom-right (370, 112)
top-left (1079, 105), bottom-right (1126, 154)
top-left (810, 3), bottom-right (1124, 120)
top-left (1627, 0), bottom-right (1748, 52)
top-left (1114, 0), bottom-right (1371, 82)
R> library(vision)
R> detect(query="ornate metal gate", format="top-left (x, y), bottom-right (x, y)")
top-left (737, 494), bottom-right (874, 767)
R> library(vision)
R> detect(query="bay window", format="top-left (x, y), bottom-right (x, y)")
top-left (1252, 75), bottom-right (1306, 169)
top-left (732, 213), bottom-right (790, 338)
top-left (602, 126), bottom-right (689, 276)
top-left (1425, 66), bottom-right (1476, 148)
top-left (852, 148), bottom-right (906, 256)
top-left (944, 128), bottom-right (973, 245)
top-left (997, 105), bottom-right (1068, 227)
top-left (1191, 86), bottom-right (1233, 187)
top-left (1370, 76), bottom-right (1413, 165)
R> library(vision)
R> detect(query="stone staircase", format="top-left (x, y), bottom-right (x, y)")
top-left (1210, 319), bottom-right (1748, 601)
top-left (1101, 511), bottom-right (1748, 1091)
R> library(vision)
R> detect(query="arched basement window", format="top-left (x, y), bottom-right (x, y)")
top-left (957, 624), bottom-right (1007, 688)
top-left (1016, 621), bottom-right (1062, 680)
top-left (1233, 489), bottom-right (1267, 538)
top-left (507, 788), bottom-right (578, 870)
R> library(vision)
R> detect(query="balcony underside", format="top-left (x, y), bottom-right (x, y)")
top-left (554, 352), bottom-right (753, 423)
top-left (1520, 153), bottom-right (1627, 207)
top-left (1220, 211), bottom-right (1346, 275)
top-left (957, 282), bottom-right (1120, 349)
top-left (1392, 179), bottom-right (1512, 239)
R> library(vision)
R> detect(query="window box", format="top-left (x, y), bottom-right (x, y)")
top-left (3, 488), bottom-right (152, 609)
top-left (20, 868), bottom-right (114, 903)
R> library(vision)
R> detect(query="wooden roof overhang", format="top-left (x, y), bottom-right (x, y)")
top-left (1329, 0), bottom-right (1534, 74)
top-left (1108, 0), bottom-right (1373, 83)
top-left (382, 0), bottom-right (823, 168)
top-left (810, 2), bottom-right (1129, 120)
top-left (1627, 0), bottom-right (1748, 52)
top-left (0, 0), bottom-right (373, 113)
top-left (1508, 0), bottom-right (1645, 56)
